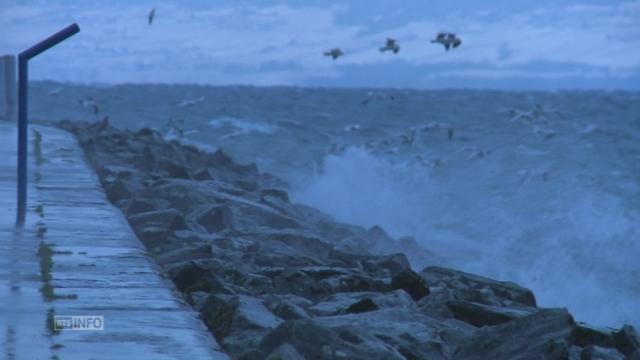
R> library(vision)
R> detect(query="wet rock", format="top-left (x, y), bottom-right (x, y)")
top-left (260, 188), bottom-right (290, 203)
top-left (166, 260), bottom-right (211, 292)
top-left (196, 205), bottom-right (235, 233)
top-left (97, 165), bottom-right (136, 179)
top-left (612, 325), bottom-right (640, 356)
top-left (452, 308), bottom-right (576, 360)
top-left (209, 149), bottom-right (235, 168)
top-left (259, 308), bottom-right (458, 360)
top-left (193, 168), bottom-right (215, 181)
top-left (201, 294), bottom-right (282, 355)
top-left (102, 178), bottom-right (133, 203)
top-left (345, 298), bottom-right (378, 314)
top-left (156, 244), bottom-right (213, 266)
top-left (235, 180), bottom-right (259, 192)
top-left (125, 197), bottom-right (170, 216)
top-left (391, 269), bottom-right (430, 301)
top-left (264, 343), bottom-right (306, 360)
top-left (159, 159), bottom-right (191, 179)
top-left (580, 346), bottom-right (625, 360)
top-left (319, 272), bottom-right (389, 296)
top-left (258, 320), bottom-right (345, 360)
top-left (140, 146), bottom-right (157, 171)
top-left (237, 201), bottom-right (300, 230)
top-left (264, 294), bottom-right (312, 320)
top-left (420, 266), bottom-right (537, 307)
top-left (446, 300), bottom-right (536, 327)
top-left (361, 253), bottom-right (411, 277)
top-left (572, 323), bottom-right (616, 348)
top-left (135, 127), bottom-right (159, 138)
top-left (257, 232), bottom-right (334, 261)
top-left (308, 290), bottom-right (414, 316)
top-left (127, 208), bottom-right (187, 248)
top-left (325, 251), bottom-right (411, 278)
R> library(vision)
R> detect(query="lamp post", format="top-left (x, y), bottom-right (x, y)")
top-left (16, 23), bottom-right (80, 225)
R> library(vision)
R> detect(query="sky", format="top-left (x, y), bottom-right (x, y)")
top-left (1, 0), bottom-right (639, 89)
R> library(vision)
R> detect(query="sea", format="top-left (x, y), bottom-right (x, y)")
top-left (27, 80), bottom-right (640, 328)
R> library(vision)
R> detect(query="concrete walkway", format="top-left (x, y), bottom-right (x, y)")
top-left (0, 121), bottom-right (229, 360)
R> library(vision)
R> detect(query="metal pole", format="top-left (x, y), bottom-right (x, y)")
top-left (16, 56), bottom-right (27, 224)
top-left (16, 23), bottom-right (80, 226)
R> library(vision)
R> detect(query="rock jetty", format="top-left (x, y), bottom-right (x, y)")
top-left (59, 119), bottom-right (639, 360)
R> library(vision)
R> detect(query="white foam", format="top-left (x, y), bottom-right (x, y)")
top-left (209, 116), bottom-right (278, 136)
top-left (292, 146), bottom-right (640, 328)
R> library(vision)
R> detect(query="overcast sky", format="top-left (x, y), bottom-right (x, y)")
top-left (1, 0), bottom-right (639, 89)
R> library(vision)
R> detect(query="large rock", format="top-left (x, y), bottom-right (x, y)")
top-left (612, 325), bottom-right (640, 357)
top-left (266, 267), bottom-right (389, 299)
top-left (156, 244), bottom-right (213, 266)
top-left (452, 308), bottom-right (576, 360)
top-left (391, 269), bottom-right (430, 301)
top-left (420, 266), bottom-right (537, 307)
top-left (446, 300), bottom-right (536, 327)
top-left (200, 294), bottom-right (282, 356)
top-left (166, 260), bottom-right (213, 292)
top-left (264, 294), bottom-right (312, 320)
top-left (257, 308), bottom-right (467, 360)
top-left (572, 323), bottom-right (616, 348)
top-left (308, 290), bottom-right (414, 316)
top-left (196, 205), bottom-right (235, 233)
top-left (125, 197), bottom-right (170, 216)
top-left (127, 208), bottom-right (187, 248)
top-left (159, 158), bottom-right (191, 179)
top-left (580, 346), bottom-right (625, 360)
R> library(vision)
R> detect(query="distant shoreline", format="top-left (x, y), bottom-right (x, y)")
top-left (29, 79), bottom-right (640, 93)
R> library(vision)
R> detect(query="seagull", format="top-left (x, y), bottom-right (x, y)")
top-left (96, 116), bottom-right (110, 131)
top-left (533, 127), bottom-right (557, 140)
top-left (379, 38), bottom-right (400, 54)
top-left (178, 96), bottom-right (205, 107)
top-left (344, 124), bottom-right (361, 132)
top-left (420, 122), bottom-right (455, 140)
top-left (327, 142), bottom-right (346, 155)
top-left (47, 88), bottom-right (63, 97)
top-left (518, 169), bottom-right (550, 185)
top-left (78, 97), bottom-right (99, 114)
top-left (148, 7), bottom-right (156, 26)
top-left (323, 48), bottom-right (344, 60)
top-left (431, 32), bottom-right (462, 51)
top-left (361, 91), bottom-right (395, 105)
top-left (400, 129), bottom-right (419, 147)
top-left (460, 146), bottom-right (491, 160)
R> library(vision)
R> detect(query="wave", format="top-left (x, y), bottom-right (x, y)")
top-left (209, 116), bottom-right (278, 138)
top-left (291, 146), bottom-right (640, 328)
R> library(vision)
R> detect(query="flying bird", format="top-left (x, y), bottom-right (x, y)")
top-left (379, 38), bottom-right (400, 54)
top-left (323, 48), bottom-right (344, 60)
top-left (177, 96), bottom-right (205, 107)
top-left (148, 8), bottom-right (156, 26)
top-left (78, 97), bottom-right (99, 114)
top-left (47, 88), bottom-right (63, 97)
top-left (361, 91), bottom-right (395, 105)
top-left (420, 121), bottom-right (455, 141)
top-left (431, 32), bottom-right (462, 51)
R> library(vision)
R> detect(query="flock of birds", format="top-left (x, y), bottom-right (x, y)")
top-left (146, 7), bottom-right (462, 61)
top-left (324, 32), bottom-right (462, 60)
top-left (46, 6), bottom-right (560, 186)
top-left (324, 33), bottom-right (462, 60)
top-left (325, 102), bottom-right (568, 183)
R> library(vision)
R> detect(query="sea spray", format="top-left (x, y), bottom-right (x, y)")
top-left (292, 145), bottom-right (640, 328)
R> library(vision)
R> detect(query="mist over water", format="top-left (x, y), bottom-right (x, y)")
top-left (28, 82), bottom-right (640, 328)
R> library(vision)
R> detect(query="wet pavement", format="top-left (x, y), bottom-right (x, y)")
top-left (0, 121), bottom-right (229, 359)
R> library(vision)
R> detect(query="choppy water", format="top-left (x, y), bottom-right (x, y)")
top-left (28, 81), bottom-right (640, 328)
